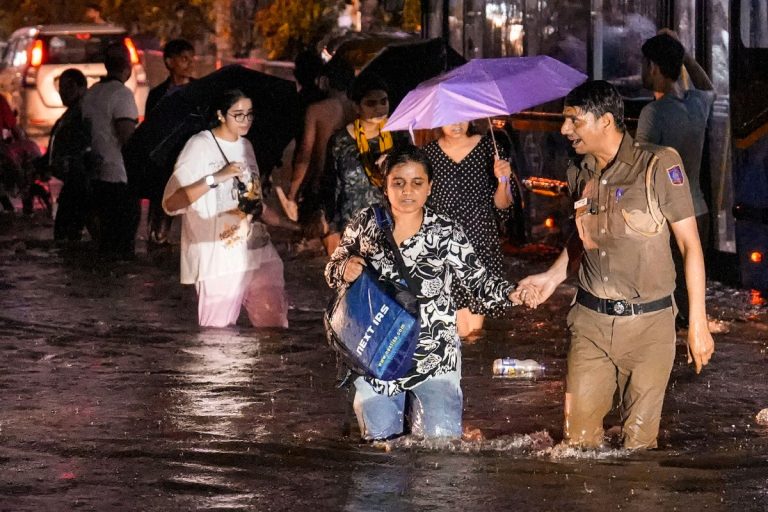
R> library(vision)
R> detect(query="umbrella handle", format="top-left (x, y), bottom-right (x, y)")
top-left (487, 117), bottom-right (499, 158)
top-left (488, 118), bottom-right (514, 203)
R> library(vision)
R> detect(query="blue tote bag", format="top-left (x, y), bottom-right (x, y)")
top-left (324, 206), bottom-right (421, 381)
top-left (325, 270), bottom-right (420, 381)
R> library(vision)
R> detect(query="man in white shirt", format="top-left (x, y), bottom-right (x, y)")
top-left (82, 43), bottom-right (139, 258)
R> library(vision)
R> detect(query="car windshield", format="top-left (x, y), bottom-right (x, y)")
top-left (41, 33), bottom-right (124, 64)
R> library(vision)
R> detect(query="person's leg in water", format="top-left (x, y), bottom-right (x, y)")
top-left (352, 377), bottom-right (406, 440)
top-left (148, 193), bottom-right (174, 246)
top-left (352, 353), bottom-right (463, 441)
top-left (408, 356), bottom-right (463, 438)
top-left (54, 175), bottom-right (92, 241)
top-left (614, 309), bottom-right (676, 449)
top-left (0, 184), bottom-right (13, 212)
top-left (563, 305), bottom-right (617, 448)
top-left (196, 271), bottom-right (249, 328)
top-left (242, 250), bottom-right (289, 328)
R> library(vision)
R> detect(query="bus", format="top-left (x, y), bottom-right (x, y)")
top-left (420, 0), bottom-right (768, 293)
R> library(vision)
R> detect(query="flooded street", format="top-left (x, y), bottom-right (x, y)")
top-left (1, 214), bottom-right (767, 511)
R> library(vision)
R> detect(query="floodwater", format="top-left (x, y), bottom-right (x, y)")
top-left (0, 215), bottom-right (767, 511)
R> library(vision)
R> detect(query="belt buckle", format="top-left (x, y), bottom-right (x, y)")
top-left (610, 300), bottom-right (629, 315)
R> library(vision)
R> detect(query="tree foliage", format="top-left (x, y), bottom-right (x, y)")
top-left (0, 0), bottom-right (215, 45)
top-left (254, 0), bottom-right (342, 60)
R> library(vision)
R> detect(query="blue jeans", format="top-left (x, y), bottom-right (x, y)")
top-left (352, 355), bottom-right (463, 440)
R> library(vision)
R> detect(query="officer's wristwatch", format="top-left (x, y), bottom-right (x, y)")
top-left (205, 174), bottom-right (218, 188)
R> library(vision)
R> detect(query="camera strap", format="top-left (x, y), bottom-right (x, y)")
top-left (208, 129), bottom-right (230, 165)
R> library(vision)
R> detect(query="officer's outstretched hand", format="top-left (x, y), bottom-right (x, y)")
top-left (515, 272), bottom-right (558, 308)
top-left (687, 317), bottom-right (715, 373)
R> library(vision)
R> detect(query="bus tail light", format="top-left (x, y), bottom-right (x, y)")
top-left (749, 251), bottom-right (763, 264)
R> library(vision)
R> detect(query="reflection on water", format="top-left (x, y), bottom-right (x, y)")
top-left (0, 237), bottom-right (767, 510)
top-left (170, 330), bottom-right (265, 438)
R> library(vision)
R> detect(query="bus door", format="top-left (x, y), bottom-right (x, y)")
top-left (731, 0), bottom-right (768, 291)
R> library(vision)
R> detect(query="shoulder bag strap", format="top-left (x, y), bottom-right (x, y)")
top-left (645, 154), bottom-right (666, 229)
top-left (372, 205), bottom-right (421, 298)
top-left (208, 129), bottom-right (230, 165)
top-left (209, 129), bottom-right (250, 193)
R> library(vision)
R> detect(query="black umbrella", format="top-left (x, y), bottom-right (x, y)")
top-left (324, 31), bottom-right (417, 69)
top-left (355, 38), bottom-right (466, 110)
top-left (125, 64), bottom-right (300, 198)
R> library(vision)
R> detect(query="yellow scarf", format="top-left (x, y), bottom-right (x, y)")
top-left (354, 118), bottom-right (393, 188)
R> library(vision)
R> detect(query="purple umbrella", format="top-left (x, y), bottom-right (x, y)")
top-left (384, 56), bottom-right (587, 132)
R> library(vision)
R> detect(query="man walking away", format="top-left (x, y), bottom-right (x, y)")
top-left (145, 39), bottom-right (195, 246)
top-left (637, 30), bottom-right (715, 328)
top-left (82, 43), bottom-right (139, 259)
top-left (50, 69), bottom-right (93, 242)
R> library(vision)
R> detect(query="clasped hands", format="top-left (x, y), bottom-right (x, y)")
top-left (508, 272), bottom-right (557, 308)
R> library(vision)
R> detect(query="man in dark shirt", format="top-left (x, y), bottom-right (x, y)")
top-left (145, 39), bottom-right (195, 245)
top-left (145, 39), bottom-right (195, 115)
top-left (636, 31), bottom-right (715, 328)
top-left (49, 69), bottom-right (92, 241)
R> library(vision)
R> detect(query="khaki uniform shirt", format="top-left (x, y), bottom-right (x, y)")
top-left (566, 133), bottom-right (695, 302)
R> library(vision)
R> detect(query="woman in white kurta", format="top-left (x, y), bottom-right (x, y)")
top-left (163, 89), bottom-right (288, 328)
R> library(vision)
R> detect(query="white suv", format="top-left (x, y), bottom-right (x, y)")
top-left (0, 24), bottom-right (148, 138)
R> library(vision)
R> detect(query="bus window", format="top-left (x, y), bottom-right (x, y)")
top-left (675, 0), bottom-right (697, 55)
top-left (596, 0), bottom-right (657, 97)
top-left (526, 0), bottom-right (588, 74)
top-left (710, 0), bottom-right (730, 96)
top-left (482, 0), bottom-right (524, 57)
top-left (448, 0), bottom-right (464, 58)
top-left (464, 0), bottom-right (484, 59)
top-left (740, 0), bottom-right (768, 48)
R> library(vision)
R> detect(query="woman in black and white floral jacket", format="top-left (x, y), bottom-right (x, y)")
top-left (325, 144), bottom-right (523, 441)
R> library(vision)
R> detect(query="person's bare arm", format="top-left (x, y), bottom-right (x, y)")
top-left (492, 158), bottom-right (514, 209)
top-left (670, 216), bottom-right (715, 373)
top-left (164, 162), bottom-right (242, 212)
top-left (289, 105), bottom-right (320, 200)
top-left (682, 53), bottom-right (714, 91)
top-left (514, 233), bottom-right (583, 307)
top-left (659, 28), bottom-right (713, 91)
top-left (114, 118), bottom-right (137, 148)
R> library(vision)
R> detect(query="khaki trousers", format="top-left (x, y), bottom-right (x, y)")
top-left (564, 303), bottom-right (676, 449)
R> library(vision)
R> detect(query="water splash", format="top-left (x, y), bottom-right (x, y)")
top-left (372, 430), bottom-right (555, 453)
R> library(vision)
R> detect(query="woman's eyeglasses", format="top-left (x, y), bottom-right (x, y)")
top-left (227, 112), bottom-right (255, 123)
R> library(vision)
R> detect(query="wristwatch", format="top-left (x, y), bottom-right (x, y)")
top-left (205, 174), bottom-right (218, 188)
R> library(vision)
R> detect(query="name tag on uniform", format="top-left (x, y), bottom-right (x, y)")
top-left (574, 198), bottom-right (589, 209)
top-left (666, 165), bottom-right (685, 185)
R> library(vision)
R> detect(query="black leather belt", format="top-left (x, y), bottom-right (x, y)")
top-left (576, 289), bottom-right (672, 316)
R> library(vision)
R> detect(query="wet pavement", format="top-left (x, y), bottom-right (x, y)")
top-left (0, 212), bottom-right (767, 511)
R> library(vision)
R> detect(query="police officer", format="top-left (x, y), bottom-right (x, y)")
top-left (515, 80), bottom-right (715, 450)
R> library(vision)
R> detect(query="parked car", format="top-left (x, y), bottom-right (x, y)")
top-left (0, 24), bottom-right (148, 138)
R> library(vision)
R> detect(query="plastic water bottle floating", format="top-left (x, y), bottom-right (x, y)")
top-left (492, 358), bottom-right (544, 377)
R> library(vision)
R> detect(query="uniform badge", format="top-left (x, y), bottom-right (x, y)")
top-left (666, 165), bottom-right (685, 186)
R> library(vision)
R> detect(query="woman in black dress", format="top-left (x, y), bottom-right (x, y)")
top-left (424, 122), bottom-right (517, 338)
